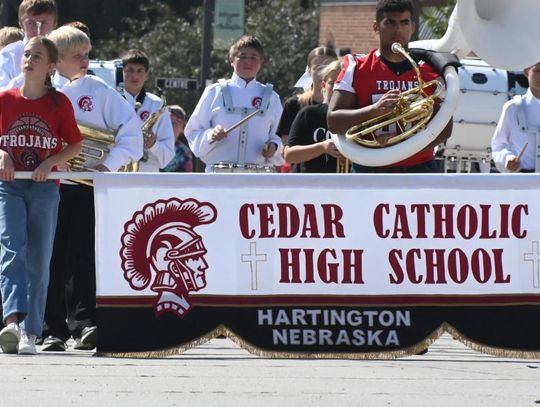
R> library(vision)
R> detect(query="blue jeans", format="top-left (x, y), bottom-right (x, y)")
top-left (0, 180), bottom-right (59, 336)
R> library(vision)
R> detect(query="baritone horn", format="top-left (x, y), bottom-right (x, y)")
top-left (141, 95), bottom-right (167, 162)
top-left (331, 0), bottom-right (540, 167)
top-left (336, 157), bottom-right (350, 173)
top-left (67, 124), bottom-right (138, 186)
top-left (346, 43), bottom-right (444, 148)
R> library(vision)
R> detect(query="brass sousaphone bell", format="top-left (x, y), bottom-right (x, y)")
top-left (346, 43), bottom-right (444, 149)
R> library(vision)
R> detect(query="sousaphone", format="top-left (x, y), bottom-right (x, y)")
top-left (332, 0), bottom-right (540, 167)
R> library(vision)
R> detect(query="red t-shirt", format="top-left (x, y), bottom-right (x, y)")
top-left (0, 88), bottom-right (82, 171)
top-left (335, 49), bottom-right (441, 167)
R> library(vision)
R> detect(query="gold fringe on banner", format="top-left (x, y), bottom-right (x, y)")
top-left (97, 325), bottom-right (230, 358)
top-left (97, 323), bottom-right (540, 359)
top-left (445, 324), bottom-right (540, 359)
top-left (97, 325), bottom-right (451, 359)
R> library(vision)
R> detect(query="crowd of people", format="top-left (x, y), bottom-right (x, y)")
top-left (0, 0), bottom-right (538, 355)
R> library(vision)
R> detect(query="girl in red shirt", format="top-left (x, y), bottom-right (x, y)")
top-left (0, 36), bottom-right (82, 355)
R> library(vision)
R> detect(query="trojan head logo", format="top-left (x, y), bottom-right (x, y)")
top-left (77, 96), bottom-right (94, 112)
top-left (5, 114), bottom-right (54, 170)
top-left (119, 198), bottom-right (217, 319)
top-left (139, 110), bottom-right (150, 121)
top-left (251, 96), bottom-right (262, 109)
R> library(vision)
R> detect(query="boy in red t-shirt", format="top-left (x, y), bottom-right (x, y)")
top-left (328, 0), bottom-right (452, 173)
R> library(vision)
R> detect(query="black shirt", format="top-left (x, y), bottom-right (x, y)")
top-left (277, 95), bottom-right (303, 137)
top-left (287, 103), bottom-right (337, 173)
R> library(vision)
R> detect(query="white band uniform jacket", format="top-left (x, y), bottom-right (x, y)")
top-left (185, 73), bottom-right (284, 171)
top-left (53, 73), bottom-right (143, 172)
top-left (123, 90), bottom-right (175, 172)
top-left (492, 89), bottom-right (540, 172)
top-left (0, 40), bottom-right (24, 91)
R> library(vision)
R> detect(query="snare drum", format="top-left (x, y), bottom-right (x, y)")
top-left (210, 161), bottom-right (277, 173)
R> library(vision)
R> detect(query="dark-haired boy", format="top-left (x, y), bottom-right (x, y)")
top-left (121, 49), bottom-right (174, 171)
top-left (327, 0), bottom-right (452, 173)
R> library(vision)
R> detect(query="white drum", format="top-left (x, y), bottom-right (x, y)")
top-left (445, 58), bottom-right (509, 164)
top-left (210, 161), bottom-right (277, 173)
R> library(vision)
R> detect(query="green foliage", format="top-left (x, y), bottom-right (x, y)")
top-left (96, 2), bottom-right (203, 114)
top-left (421, 0), bottom-right (456, 38)
top-left (245, 0), bottom-right (320, 99)
top-left (95, 0), bottom-right (320, 115)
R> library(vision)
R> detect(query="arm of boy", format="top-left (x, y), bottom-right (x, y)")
top-left (260, 92), bottom-right (284, 164)
top-left (146, 112), bottom-right (175, 168)
top-left (184, 84), bottom-right (221, 160)
top-left (100, 90), bottom-right (144, 171)
top-left (492, 102), bottom-right (519, 173)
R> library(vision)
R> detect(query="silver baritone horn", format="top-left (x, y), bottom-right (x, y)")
top-left (331, 0), bottom-right (540, 167)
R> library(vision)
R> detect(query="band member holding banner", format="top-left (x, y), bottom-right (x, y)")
top-left (0, 0), bottom-right (57, 91)
top-left (284, 60), bottom-right (345, 173)
top-left (327, 0), bottom-right (452, 173)
top-left (121, 49), bottom-right (174, 172)
top-left (0, 37), bottom-right (82, 355)
top-left (39, 27), bottom-right (142, 352)
top-left (491, 62), bottom-right (540, 173)
top-left (185, 35), bottom-right (283, 172)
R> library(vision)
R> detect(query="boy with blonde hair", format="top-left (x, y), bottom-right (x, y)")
top-left (0, 27), bottom-right (24, 50)
top-left (40, 26), bottom-right (142, 352)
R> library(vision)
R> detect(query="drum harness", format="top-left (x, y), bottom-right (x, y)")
top-left (514, 95), bottom-right (540, 171)
top-left (218, 79), bottom-right (273, 165)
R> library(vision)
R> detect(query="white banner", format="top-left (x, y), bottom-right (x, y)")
top-left (95, 173), bottom-right (540, 306)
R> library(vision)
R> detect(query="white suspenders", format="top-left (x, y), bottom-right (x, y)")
top-left (514, 95), bottom-right (540, 171)
top-left (218, 79), bottom-right (273, 164)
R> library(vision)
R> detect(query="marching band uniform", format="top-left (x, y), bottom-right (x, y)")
top-left (55, 73), bottom-right (143, 171)
top-left (0, 40), bottom-right (24, 91)
top-left (122, 89), bottom-right (175, 172)
top-left (42, 73), bottom-right (142, 351)
top-left (491, 89), bottom-right (540, 173)
top-left (185, 72), bottom-right (284, 171)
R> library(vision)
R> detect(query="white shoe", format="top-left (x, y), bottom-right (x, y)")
top-left (18, 330), bottom-right (37, 355)
top-left (0, 322), bottom-right (21, 354)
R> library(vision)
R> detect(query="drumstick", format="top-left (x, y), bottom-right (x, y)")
top-left (209, 110), bottom-right (260, 144)
top-left (517, 142), bottom-right (528, 161)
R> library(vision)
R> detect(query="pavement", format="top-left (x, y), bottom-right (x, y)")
top-left (0, 333), bottom-right (539, 407)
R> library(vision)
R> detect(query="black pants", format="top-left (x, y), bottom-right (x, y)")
top-left (352, 159), bottom-right (442, 174)
top-left (44, 184), bottom-right (96, 341)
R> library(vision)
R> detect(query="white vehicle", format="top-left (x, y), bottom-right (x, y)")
top-left (88, 59), bottom-right (124, 91)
